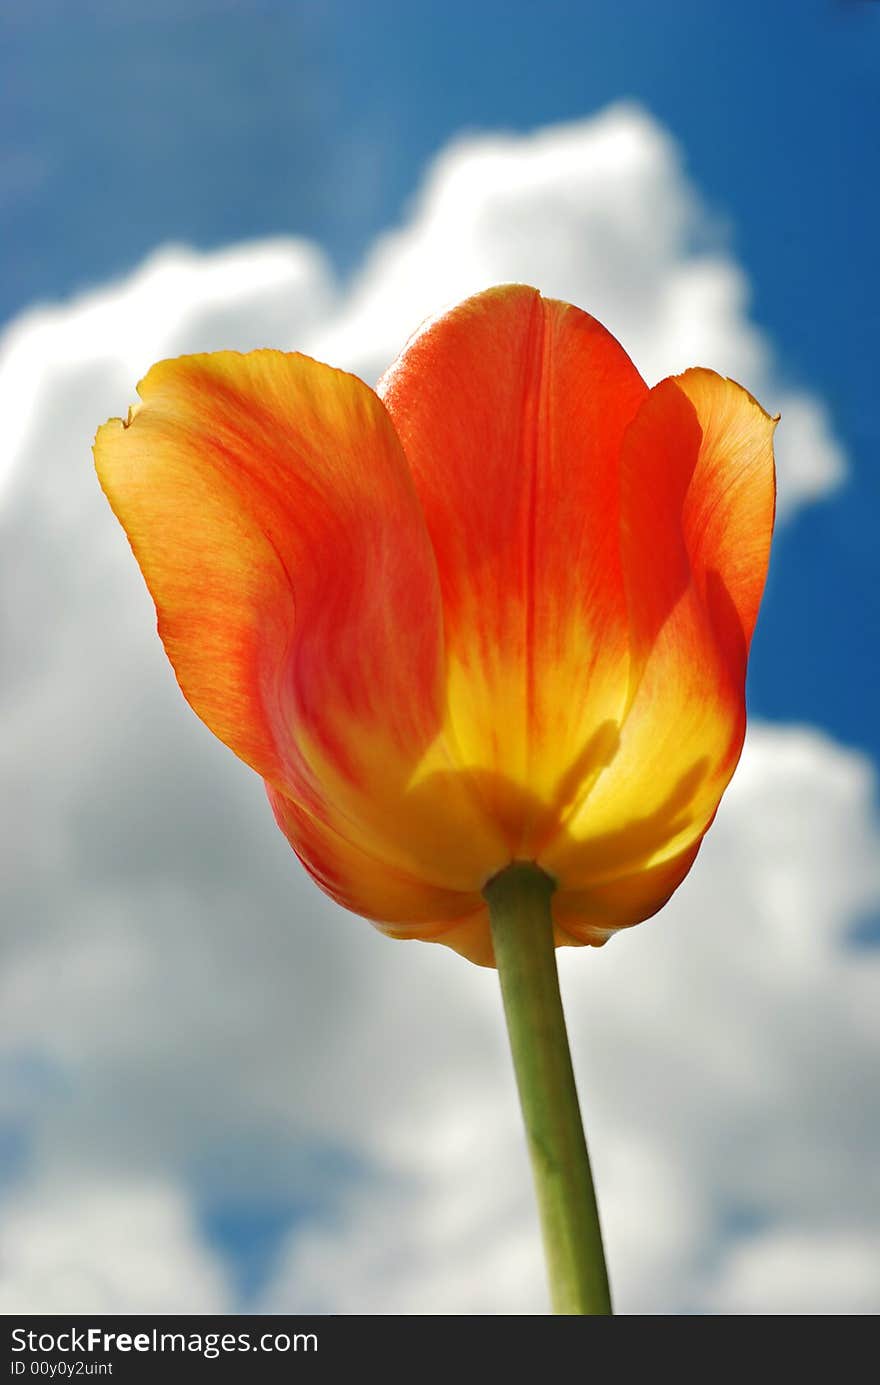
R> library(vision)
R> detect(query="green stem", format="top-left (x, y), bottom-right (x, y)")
top-left (483, 861), bottom-right (612, 1315)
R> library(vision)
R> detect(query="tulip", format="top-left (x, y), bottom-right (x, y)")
top-left (95, 284), bottom-right (776, 1314)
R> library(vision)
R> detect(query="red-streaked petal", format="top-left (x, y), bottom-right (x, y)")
top-left (94, 350), bottom-right (505, 896)
top-left (544, 372), bottom-right (775, 924)
top-left (675, 367), bottom-right (778, 656)
top-left (380, 284), bottom-right (649, 856)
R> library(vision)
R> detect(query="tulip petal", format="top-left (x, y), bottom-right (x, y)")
top-left (552, 840), bottom-right (703, 947)
top-left (379, 285), bottom-right (649, 855)
top-left (674, 367), bottom-right (778, 656)
top-left (95, 350), bottom-right (505, 897)
top-left (545, 370), bottom-right (775, 931)
top-left (267, 783), bottom-right (483, 932)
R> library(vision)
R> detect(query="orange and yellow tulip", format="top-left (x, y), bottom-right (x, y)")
top-left (94, 285), bottom-right (776, 967)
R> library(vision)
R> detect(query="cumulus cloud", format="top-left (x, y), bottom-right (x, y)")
top-left (706, 1228), bottom-right (880, 1316)
top-left (0, 105), bottom-right (844, 515)
top-left (0, 107), bottom-right (873, 1315)
top-left (0, 1179), bottom-right (231, 1315)
top-left (309, 105), bottom-right (845, 517)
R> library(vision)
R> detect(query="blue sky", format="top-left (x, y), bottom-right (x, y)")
top-left (3, 0), bottom-right (878, 761)
top-left (1, 0), bottom-right (879, 1315)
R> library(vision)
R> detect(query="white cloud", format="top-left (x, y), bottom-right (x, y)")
top-left (0, 1178), bottom-right (230, 1315)
top-left (0, 107), bottom-right (873, 1315)
top-left (310, 108), bottom-right (759, 384)
top-left (0, 105), bottom-right (844, 516)
top-left (309, 105), bottom-right (843, 517)
top-left (706, 1228), bottom-right (880, 1316)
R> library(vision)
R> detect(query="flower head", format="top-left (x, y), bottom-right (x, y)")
top-left (95, 285), bottom-right (775, 965)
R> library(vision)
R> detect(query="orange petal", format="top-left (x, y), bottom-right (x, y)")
top-left (379, 285), bottom-right (649, 856)
top-left (544, 371), bottom-right (776, 929)
top-left (95, 350), bottom-right (504, 898)
top-left (267, 782), bottom-right (486, 934)
top-left (268, 777), bottom-right (499, 966)
top-left (552, 841), bottom-right (704, 948)
top-left (675, 367), bottom-right (778, 658)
